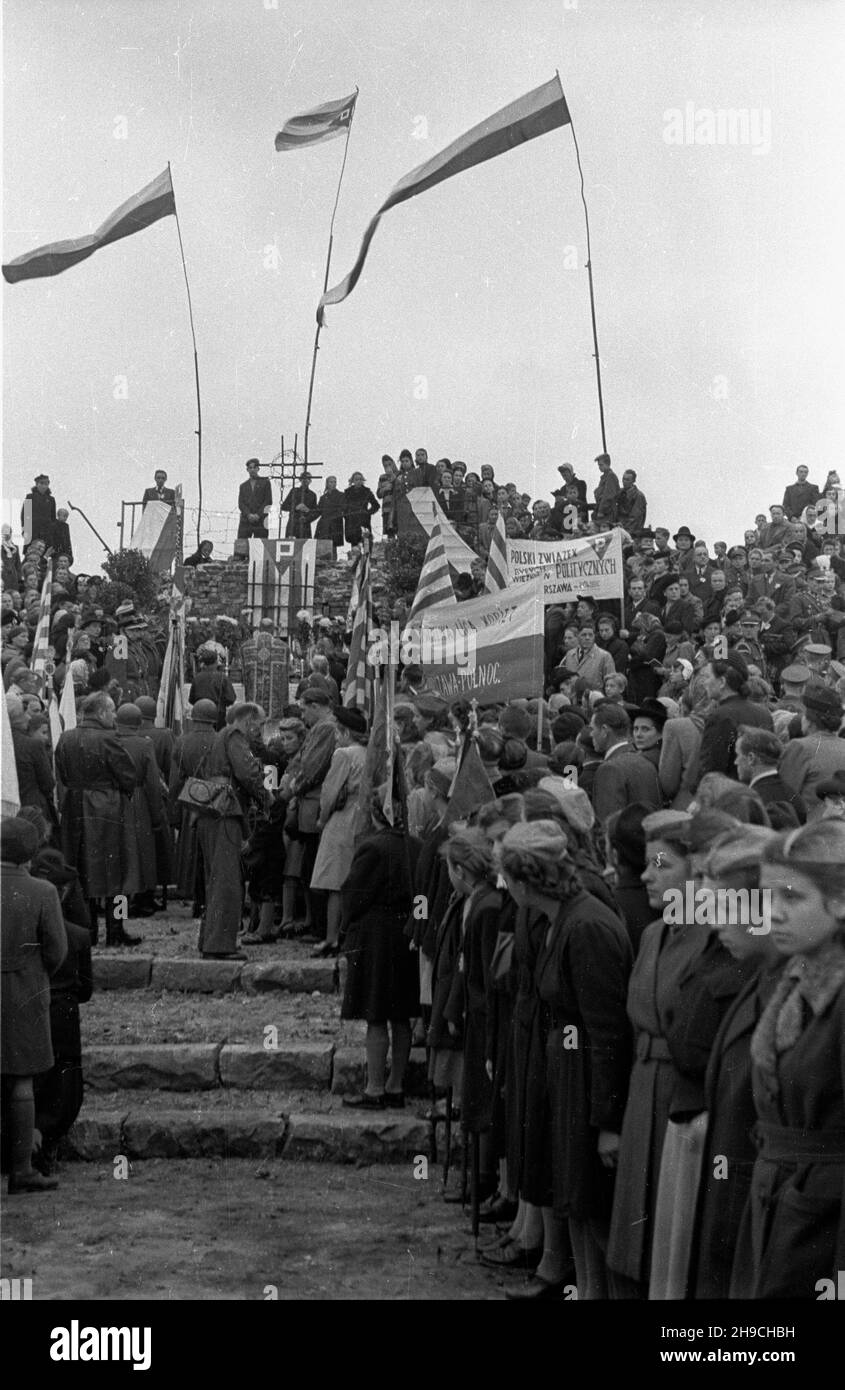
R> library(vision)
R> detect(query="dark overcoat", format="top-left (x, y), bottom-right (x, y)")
top-left (485, 896), bottom-right (518, 1161)
top-left (116, 728), bottom-right (164, 894)
top-left (427, 893), bottom-right (463, 1053)
top-left (341, 829), bottom-right (420, 1023)
top-left (443, 884), bottom-right (503, 1132)
top-left (168, 725), bottom-right (218, 898)
top-left (606, 917), bottom-right (710, 1287)
top-left (0, 865), bottom-right (67, 1075)
top-left (506, 905), bottom-right (550, 1204)
top-left (688, 964), bottom-right (782, 1300)
top-left (55, 719), bottom-right (137, 897)
top-left (730, 954), bottom-right (845, 1299)
top-left (12, 727), bottom-right (56, 820)
top-left (534, 892), bottom-right (633, 1221)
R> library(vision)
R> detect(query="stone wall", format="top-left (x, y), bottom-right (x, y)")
top-left (180, 546), bottom-right (393, 629)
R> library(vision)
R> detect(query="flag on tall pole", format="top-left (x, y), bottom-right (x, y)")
top-left (484, 511), bottom-right (509, 593)
top-left (353, 665), bottom-right (397, 840)
top-left (275, 92), bottom-right (358, 152)
top-left (156, 575), bottom-right (188, 733)
top-left (407, 519), bottom-right (455, 624)
top-left (2, 168), bottom-right (176, 284)
top-left (342, 547), bottom-right (375, 718)
top-left (29, 569), bottom-right (53, 695)
top-left (318, 75), bottom-right (570, 323)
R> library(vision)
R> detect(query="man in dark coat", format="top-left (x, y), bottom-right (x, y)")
top-left (735, 726), bottom-right (807, 822)
top-left (613, 470), bottom-right (647, 535)
top-left (135, 695), bottom-right (175, 908)
top-left (135, 695), bottom-right (174, 780)
top-left (589, 703), bottom-right (661, 824)
top-left (168, 699), bottom-right (220, 908)
top-left (313, 476), bottom-right (346, 547)
top-left (21, 474), bottom-right (56, 545)
top-left (9, 702), bottom-right (56, 823)
top-left (697, 654), bottom-right (774, 780)
top-left (342, 471), bottom-right (380, 548)
top-left (592, 455), bottom-right (620, 528)
top-left (237, 458), bottom-right (273, 539)
top-left (141, 470), bottom-right (176, 506)
top-left (782, 465), bottom-right (819, 519)
top-left (196, 702), bottom-right (267, 959)
top-left (114, 704), bottom-right (165, 925)
top-left (48, 509), bottom-right (74, 565)
top-left (54, 690), bottom-right (137, 945)
top-left (281, 472), bottom-right (317, 540)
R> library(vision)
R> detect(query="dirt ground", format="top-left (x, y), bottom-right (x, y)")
top-left (1, 1158), bottom-right (512, 1301)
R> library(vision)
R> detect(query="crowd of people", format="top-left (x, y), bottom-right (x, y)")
top-left (2, 451), bottom-right (845, 1304)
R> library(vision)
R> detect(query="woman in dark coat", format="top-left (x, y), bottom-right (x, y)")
top-left (30, 848), bottom-right (94, 1173)
top-left (1, 818), bottom-right (67, 1194)
top-left (596, 613), bottom-right (629, 674)
top-left (188, 647), bottom-right (236, 730)
top-left (313, 477), bottom-right (346, 548)
top-left (499, 820), bottom-right (633, 1299)
top-left (687, 830), bottom-right (784, 1300)
top-left (606, 809), bottom-right (710, 1297)
top-left (343, 472), bottom-right (379, 548)
top-left (340, 798), bottom-right (420, 1108)
top-left (730, 820), bottom-right (845, 1299)
top-left (440, 829), bottom-right (502, 1197)
top-left (626, 613), bottom-right (667, 704)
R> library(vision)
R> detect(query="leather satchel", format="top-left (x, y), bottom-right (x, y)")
top-left (177, 753), bottom-right (241, 819)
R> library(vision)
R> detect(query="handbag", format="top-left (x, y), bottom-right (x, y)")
top-left (177, 751), bottom-right (241, 820)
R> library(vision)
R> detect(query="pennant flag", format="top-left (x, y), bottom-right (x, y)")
top-left (275, 91), bottom-right (358, 152)
top-left (318, 75), bottom-right (569, 322)
top-left (29, 569), bottom-right (53, 695)
top-left (444, 735), bottom-right (497, 827)
top-left (58, 668), bottom-right (78, 732)
top-left (407, 519), bottom-right (455, 624)
top-left (342, 549), bottom-right (375, 717)
top-left (156, 573), bottom-right (188, 732)
top-left (1, 693), bottom-right (21, 818)
top-left (353, 669), bottom-right (397, 840)
top-left (485, 510), bottom-right (509, 593)
top-left (3, 168), bottom-right (176, 284)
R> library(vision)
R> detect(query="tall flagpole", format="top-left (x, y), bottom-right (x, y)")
top-left (303, 88), bottom-right (359, 467)
top-left (559, 76), bottom-right (608, 456)
top-left (168, 162), bottom-right (204, 547)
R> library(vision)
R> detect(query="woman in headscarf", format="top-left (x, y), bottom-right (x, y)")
top-left (496, 820), bottom-right (632, 1299)
top-left (730, 820), bottom-right (845, 1298)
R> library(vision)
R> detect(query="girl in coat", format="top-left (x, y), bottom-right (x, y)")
top-left (309, 707), bottom-right (369, 957)
top-left (1, 818), bottom-right (67, 1194)
top-left (606, 809), bottom-right (710, 1297)
top-left (340, 794), bottom-right (420, 1109)
top-left (687, 829), bottom-right (784, 1299)
top-left (730, 820), bottom-right (845, 1298)
top-left (497, 820), bottom-right (633, 1299)
top-left (440, 828), bottom-right (502, 1201)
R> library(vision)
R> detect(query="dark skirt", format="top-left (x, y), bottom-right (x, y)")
top-left (461, 1005), bottom-right (492, 1134)
top-left (488, 987), bottom-right (515, 1162)
top-left (341, 908), bottom-right (421, 1023)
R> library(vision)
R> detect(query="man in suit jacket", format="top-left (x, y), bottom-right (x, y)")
top-left (592, 454), bottom-right (620, 527)
top-left (735, 726), bottom-right (807, 823)
top-left (613, 470), bottom-right (647, 535)
top-left (237, 458), bottom-right (273, 539)
top-left (782, 465), bottom-right (819, 519)
top-left (697, 653), bottom-right (774, 779)
top-left (589, 702), bottom-right (662, 823)
top-left (622, 577), bottom-right (661, 634)
top-left (141, 470), bottom-right (176, 506)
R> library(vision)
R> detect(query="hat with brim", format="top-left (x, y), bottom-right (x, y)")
top-left (301, 688), bottom-right (331, 707)
top-left (781, 664), bottom-right (810, 683)
top-left (334, 706), bottom-right (367, 735)
top-left (632, 699), bottom-right (669, 728)
top-left (672, 526), bottom-right (696, 543)
top-left (803, 684), bottom-right (843, 719)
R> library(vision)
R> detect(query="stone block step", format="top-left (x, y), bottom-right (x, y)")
top-left (330, 1046), bottom-right (430, 1098)
top-left (92, 955), bottom-right (337, 996)
top-left (83, 1042), bottom-right (334, 1092)
top-left (65, 1090), bottom-right (439, 1164)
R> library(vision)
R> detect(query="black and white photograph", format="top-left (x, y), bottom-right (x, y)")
top-left (1, 0), bottom-right (844, 1360)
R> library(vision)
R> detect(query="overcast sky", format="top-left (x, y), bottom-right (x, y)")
top-left (3, 0), bottom-right (844, 574)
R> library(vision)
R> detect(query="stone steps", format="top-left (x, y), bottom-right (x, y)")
top-left (93, 955), bottom-right (338, 996)
top-left (81, 1042), bottom-right (430, 1097)
top-left (66, 1088), bottom-right (442, 1164)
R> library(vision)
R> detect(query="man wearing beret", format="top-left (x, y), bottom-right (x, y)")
top-left (697, 651), bottom-right (774, 779)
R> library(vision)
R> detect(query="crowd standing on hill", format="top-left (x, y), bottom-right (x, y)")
top-left (2, 452), bottom-right (845, 1303)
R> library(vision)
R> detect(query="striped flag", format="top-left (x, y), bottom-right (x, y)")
top-left (29, 569), bottom-right (53, 694)
top-left (318, 75), bottom-right (569, 323)
top-left (275, 91), bottom-right (358, 152)
top-left (156, 575), bottom-right (188, 732)
top-left (485, 510), bottom-right (509, 593)
top-left (342, 549), bottom-right (375, 717)
top-left (3, 168), bottom-right (176, 284)
top-left (58, 667), bottom-right (77, 732)
top-left (407, 519), bottom-right (455, 624)
top-left (353, 667), bottom-right (397, 840)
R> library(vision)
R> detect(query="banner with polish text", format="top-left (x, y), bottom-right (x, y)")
top-left (505, 530), bottom-right (624, 605)
top-left (418, 581), bottom-right (544, 703)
